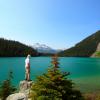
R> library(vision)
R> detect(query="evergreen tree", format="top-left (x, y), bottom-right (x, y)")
top-left (0, 70), bottom-right (16, 100)
top-left (0, 38), bottom-right (38, 57)
top-left (31, 55), bottom-right (84, 100)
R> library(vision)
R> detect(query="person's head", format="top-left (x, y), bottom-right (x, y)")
top-left (27, 54), bottom-right (31, 58)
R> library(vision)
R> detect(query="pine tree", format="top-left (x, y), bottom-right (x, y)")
top-left (31, 55), bottom-right (84, 100)
top-left (0, 70), bottom-right (16, 100)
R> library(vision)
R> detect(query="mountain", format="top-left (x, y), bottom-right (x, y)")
top-left (32, 43), bottom-right (62, 54)
top-left (59, 30), bottom-right (100, 57)
top-left (0, 38), bottom-right (38, 57)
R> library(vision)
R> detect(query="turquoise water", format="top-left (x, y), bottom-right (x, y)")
top-left (0, 57), bottom-right (100, 93)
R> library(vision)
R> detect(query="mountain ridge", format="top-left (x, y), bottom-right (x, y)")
top-left (32, 43), bottom-right (62, 54)
top-left (59, 30), bottom-right (100, 57)
top-left (0, 38), bottom-right (38, 57)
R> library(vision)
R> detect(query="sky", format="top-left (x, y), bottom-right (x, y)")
top-left (0, 0), bottom-right (100, 49)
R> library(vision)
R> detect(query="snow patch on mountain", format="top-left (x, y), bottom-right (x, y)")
top-left (32, 43), bottom-right (63, 54)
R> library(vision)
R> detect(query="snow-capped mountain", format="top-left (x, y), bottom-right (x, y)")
top-left (32, 43), bottom-right (62, 54)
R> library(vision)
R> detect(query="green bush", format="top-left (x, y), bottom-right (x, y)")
top-left (37, 96), bottom-right (51, 100)
top-left (95, 51), bottom-right (100, 57)
top-left (0, 71), bottom-right (16, 100)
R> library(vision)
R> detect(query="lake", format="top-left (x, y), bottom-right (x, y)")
top-left (0, 57), bottom-right (100, 93)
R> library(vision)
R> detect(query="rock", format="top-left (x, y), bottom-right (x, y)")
top-left (19, 80), bottom-right (33, 96)
top-left (6, 93), bottom-right (28, 100)
top-left (19, 80), bottom-right (33, 91)
top-left (96, 43), bottom-right (100, 51)
top-left (91, 42), bottom-right (100, 57)
top-left (7, 80), bottom-right (33, 100)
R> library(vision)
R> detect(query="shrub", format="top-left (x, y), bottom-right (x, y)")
top-left (0, 71), bottom-right (16, 100)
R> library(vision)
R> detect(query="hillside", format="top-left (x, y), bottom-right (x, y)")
top-left (59, 30), bottom-right (100, 57)
top-left (0, 38), bottom-right (38, 57)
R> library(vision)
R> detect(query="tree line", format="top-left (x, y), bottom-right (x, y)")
top-left (0, 38), bottom-right (38, 57)
top-left (59, 30), bottom-right (100, 57)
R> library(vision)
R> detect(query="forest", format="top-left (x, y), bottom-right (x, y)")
top-left (59, 31), bottom-right (100, 57)
top-left (0, 38), bottom-right (38, 57)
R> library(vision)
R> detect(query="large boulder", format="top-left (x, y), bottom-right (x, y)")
top-left (7, 80), bottom-right (33, 100)
top-left (19, 80), bottom-right (33, 91)
top-left (19, 80), bottom-right (33, 96)
top-left (6, 93), bottom-right (28, 100)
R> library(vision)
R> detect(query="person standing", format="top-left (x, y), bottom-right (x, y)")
top-left (25, 54), bottom-right (31, 81)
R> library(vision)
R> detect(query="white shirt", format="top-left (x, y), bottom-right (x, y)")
top-left (25, 58), bottom-right (30, 68)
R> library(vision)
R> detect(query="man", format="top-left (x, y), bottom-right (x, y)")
top-left (25, 54), bottom-right (31, 81)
